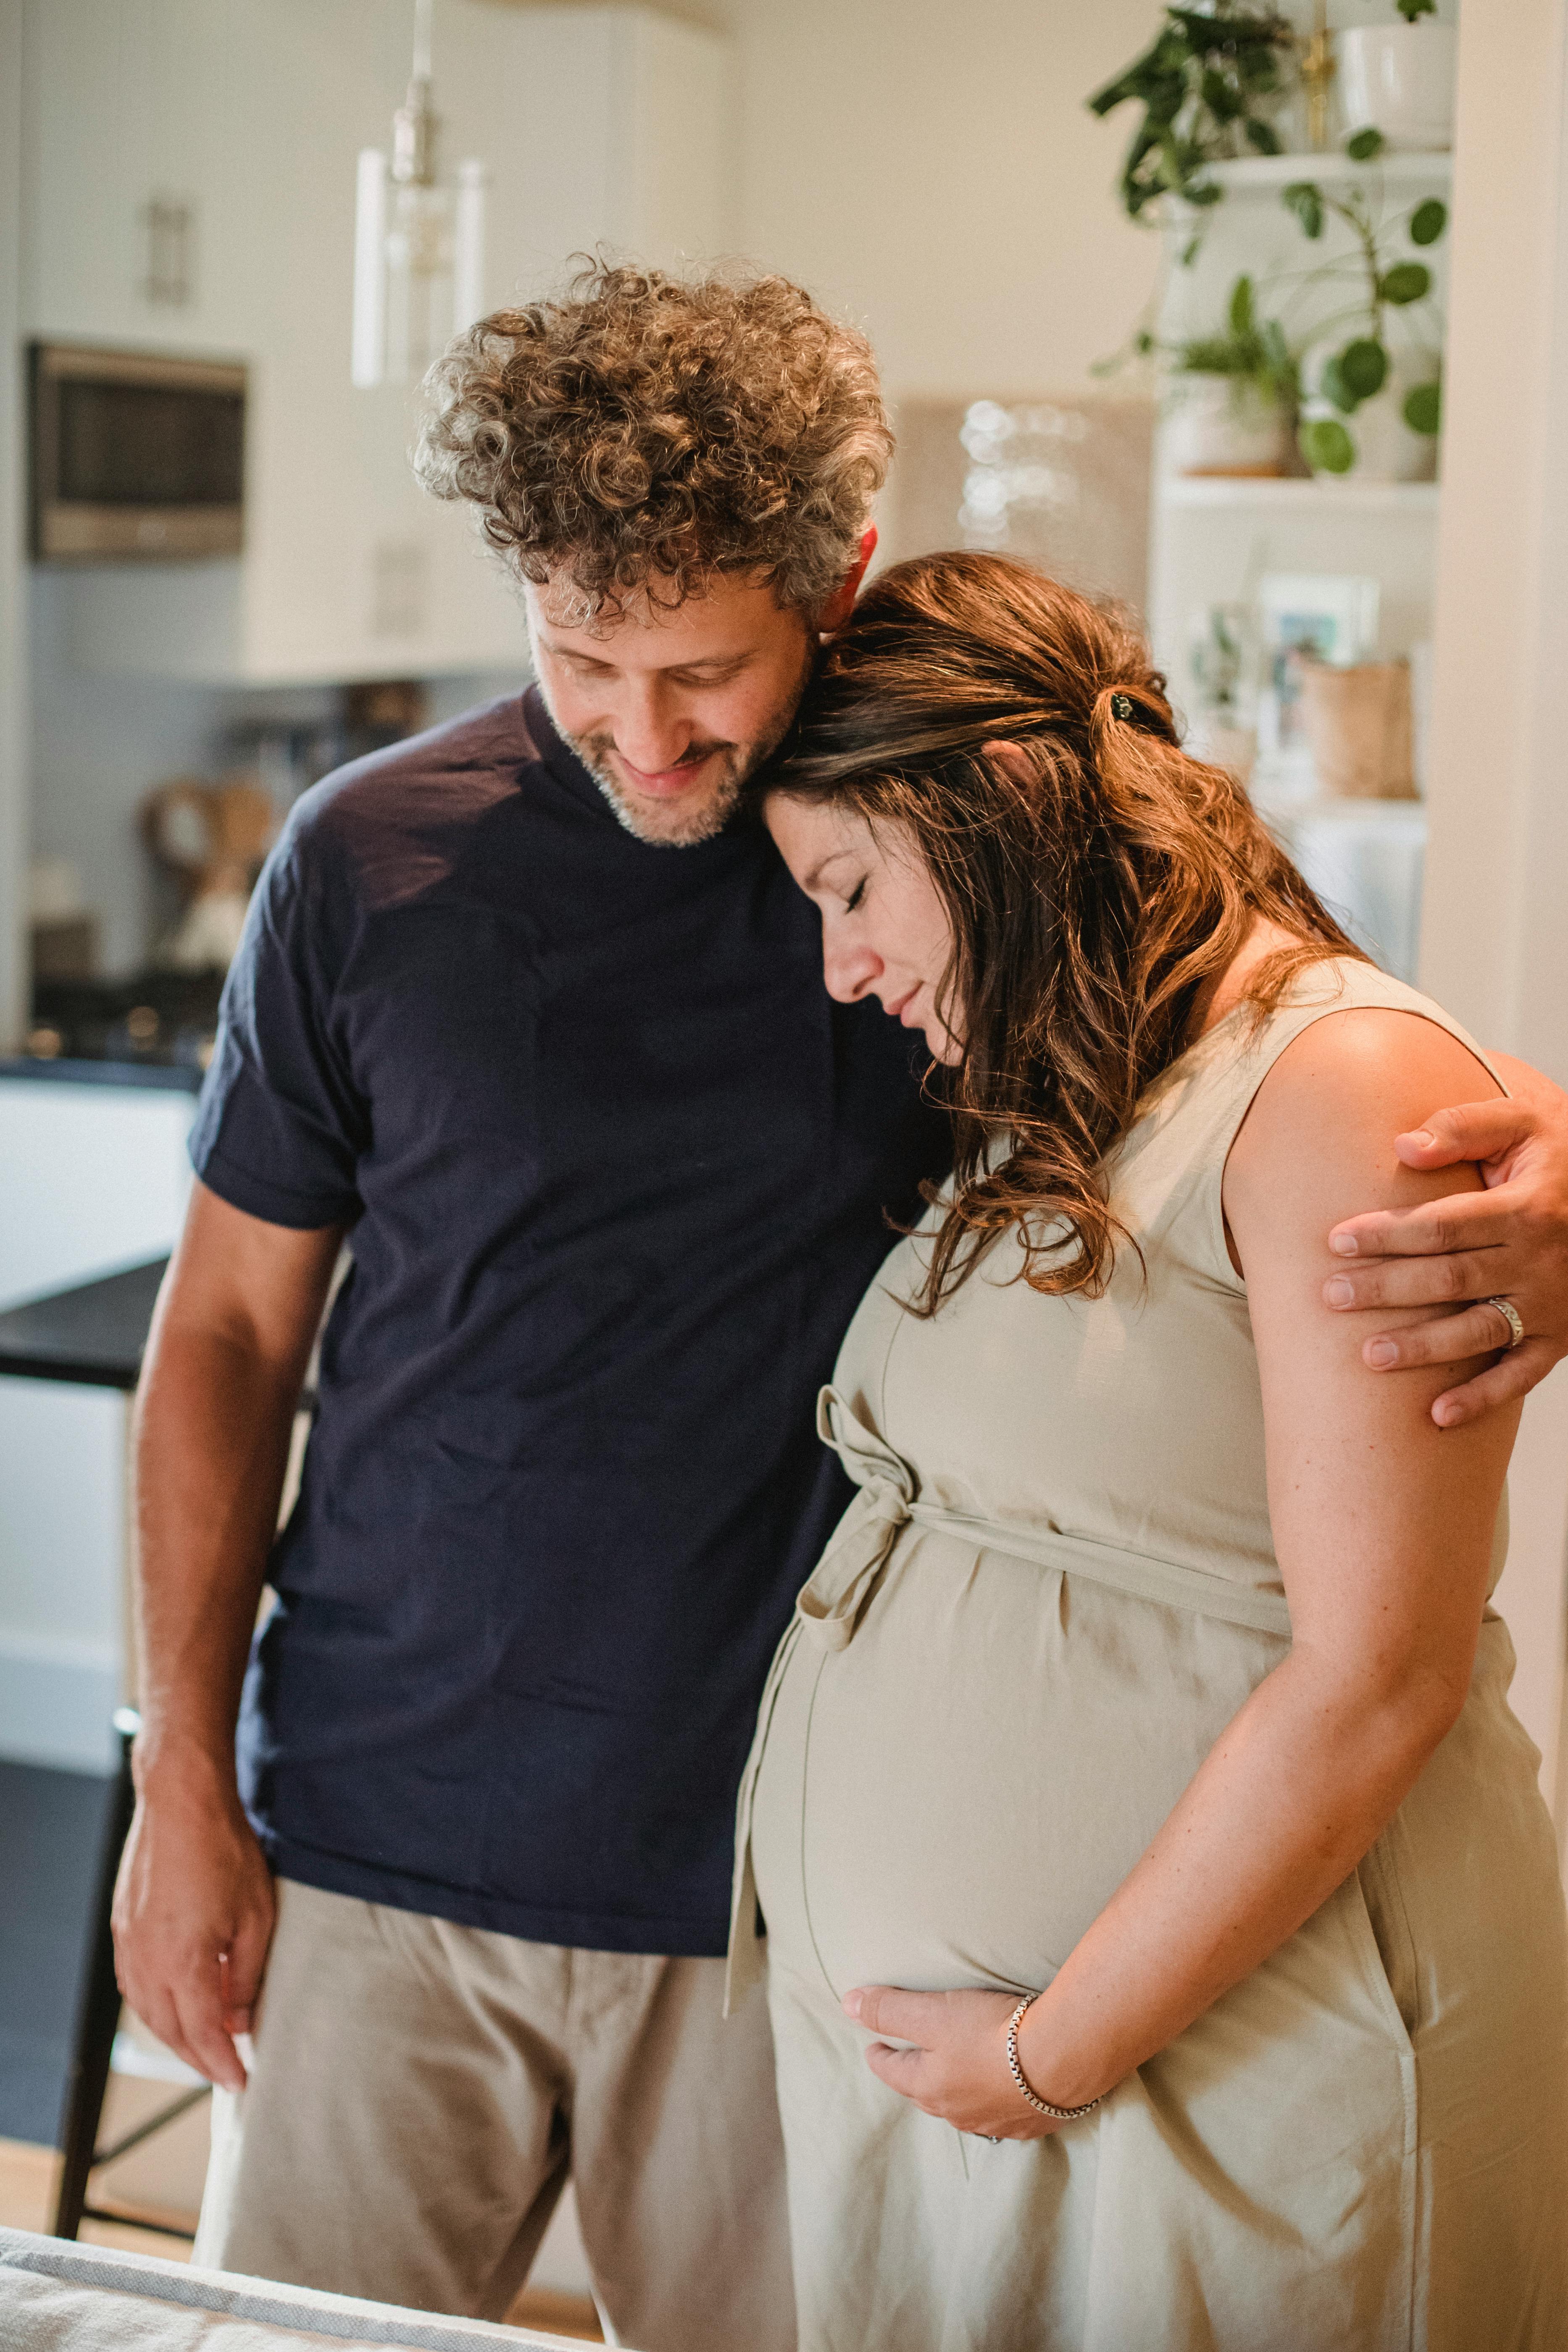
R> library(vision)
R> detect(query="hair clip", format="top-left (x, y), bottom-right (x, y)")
top-left (1110, 692), bottom-right (1135, 722)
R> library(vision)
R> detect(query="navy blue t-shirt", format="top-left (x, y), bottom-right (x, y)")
top-left (191, 688), bottom-right (948, 1953)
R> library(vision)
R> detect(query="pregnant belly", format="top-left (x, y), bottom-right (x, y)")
top-left (751, 1525), bottom-right (1286, 2000)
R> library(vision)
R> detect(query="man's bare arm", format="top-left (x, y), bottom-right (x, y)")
top-left (112, 1181), bottom-right (342, 2090)
top-left (1324, 1058), bottom-right (1568, 1426)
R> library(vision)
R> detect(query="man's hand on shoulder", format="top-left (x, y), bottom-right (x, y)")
top-left (111, 1735), bottom-right (276, 2094)
top-left (1324, 1055), bottom-right (1568, 1428)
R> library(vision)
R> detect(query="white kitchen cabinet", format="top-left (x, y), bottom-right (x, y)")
top-left (0, 1069), bottom-right (197, 1772)
top-left (25, 2), bottom-right (732, 684)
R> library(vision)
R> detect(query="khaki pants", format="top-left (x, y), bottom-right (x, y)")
top-left (194, 1879), bottom-right (795, 2352)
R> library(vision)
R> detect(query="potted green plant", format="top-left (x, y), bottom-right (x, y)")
top-left (1164, 275), bottom-right (1300, 475)
top-left (1341, 1), bottom-right (1456, 153)
top-left (1285, 142), bottom-right (1447, 477)
top-left (1088, 5), bottom-right (1295, 221)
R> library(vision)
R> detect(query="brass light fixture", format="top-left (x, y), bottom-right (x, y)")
top-left (1300, 0), bottom-right (1337, 155)
top-left (351, 0), bottom-right (487, 388)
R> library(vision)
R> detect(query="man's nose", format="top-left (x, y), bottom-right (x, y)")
top-left (613, 681), bottom-right (691, 774)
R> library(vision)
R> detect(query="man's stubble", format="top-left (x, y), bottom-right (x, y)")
top-left (535, 638), bottom-right (817, 850)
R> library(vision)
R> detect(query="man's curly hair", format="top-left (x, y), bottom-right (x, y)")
top-left (415, 261), bottom-right (893, 622)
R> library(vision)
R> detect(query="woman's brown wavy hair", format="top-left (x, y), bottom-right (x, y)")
top-left (766, 550), bottom-right (1367, 1313)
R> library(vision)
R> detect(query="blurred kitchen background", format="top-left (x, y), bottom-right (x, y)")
top-left (2, 0), bottom-right (1567, 2329)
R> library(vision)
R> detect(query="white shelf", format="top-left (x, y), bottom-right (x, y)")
top-left (1159, 476), bottom-right (1440, 514)
top-left (1194, 150), bottom-right (1452, 195)
top-left (1253, 793), bottom-right (1429, 835)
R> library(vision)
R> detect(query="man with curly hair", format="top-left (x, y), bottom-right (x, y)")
top-left (110, 265), bottom-right (947, 2348)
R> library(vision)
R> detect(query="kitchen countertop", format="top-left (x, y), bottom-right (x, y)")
top-left (0, 1258), bottom-right (169, 1389)
top-left (0, 1058), bottom-right (205, 1093)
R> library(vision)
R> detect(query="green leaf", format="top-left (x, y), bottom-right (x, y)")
top-left (1339, 337), bottom-right (1389, 399)
top-left (1301, 418), bottom-right (1356, 475)
top-left (1345, 126), bottom-right (1385, 162)
top-left (1403, 380), bottom-right (1442, 435)
top-left (1319, 355), bottom-right (1358, 413)
top-left (1087, 25), bottom-right (1190, 118)
top-left (1244, 116), bottom-right (1283, 155)
top-left (1179, 234), bottom-right (1204, 268)
top-left (1185, 178), bottom-right (1226, 208)
top-left (1229, 275), bottom-right (1256, 337)
top-left (1409, 198), bottom-right (1447, 247)
top-left (1283, 181), bottom-right (1325, 238)
top-left (1397, 0), bottom-right (1436, 19)
top-left (1201, 66), bottom-right (1244, 123)
top-left (1260, 319), bottom-right (1294, 382)
top-left (1380, 261), bottom-right (1432, 305)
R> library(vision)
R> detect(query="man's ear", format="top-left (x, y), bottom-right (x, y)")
top-left (817, 525), bottom-right (879, 637)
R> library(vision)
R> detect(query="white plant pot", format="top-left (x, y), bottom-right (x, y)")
top-left (1340, 24), bottom-right (1456, 152)
top-left (1300, 341), bottom-right (1440, 483)
top-left (1167, 376), bottom-right (1293, 476)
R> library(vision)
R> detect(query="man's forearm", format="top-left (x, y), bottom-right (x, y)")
top-left (132, 1315), bottom-right (303, 1782)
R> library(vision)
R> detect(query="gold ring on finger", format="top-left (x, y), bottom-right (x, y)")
top-left (1482, 1295), bottom-right (1525, 1351)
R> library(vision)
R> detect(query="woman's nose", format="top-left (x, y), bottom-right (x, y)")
top-left (822, 933), bottom-right (881, 1005)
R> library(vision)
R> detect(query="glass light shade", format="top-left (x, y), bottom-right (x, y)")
top-left (352, 151), bottom-right (486, 389)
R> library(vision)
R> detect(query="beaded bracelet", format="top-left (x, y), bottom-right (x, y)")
top-left (1005, 1995), bottom-right (1104, 2123)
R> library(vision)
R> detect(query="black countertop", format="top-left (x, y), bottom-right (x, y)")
top-left (0, 1058), bottom-right (204, 1094)
top-left (0, 1258), bottom-right (168, 1389)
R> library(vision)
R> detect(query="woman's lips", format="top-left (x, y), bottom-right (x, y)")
top-left (883, 987), bottom-right (919, 1025)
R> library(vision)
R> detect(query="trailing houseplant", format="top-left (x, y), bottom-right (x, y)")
top-left (1283, 133), bottom-right (1447, 475)
top-left (1088, 5), bottom-right (1296, 222)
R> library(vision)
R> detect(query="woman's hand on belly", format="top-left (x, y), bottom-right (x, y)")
top-left (842, 1984), bottom-right (1067, 2141)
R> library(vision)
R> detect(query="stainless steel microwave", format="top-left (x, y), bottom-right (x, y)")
top-left (29, 342), bottom-right (246, 563)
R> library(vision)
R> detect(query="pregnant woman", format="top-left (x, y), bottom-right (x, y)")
top-left (731, 552), bottom-right (1568, 2349)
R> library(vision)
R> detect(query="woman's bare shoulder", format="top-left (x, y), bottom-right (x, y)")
top-left (1226, 1003), bottom-right (1500, 1250)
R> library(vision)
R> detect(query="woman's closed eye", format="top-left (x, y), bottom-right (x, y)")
top-left (844, 877), bottom-right (868, 914)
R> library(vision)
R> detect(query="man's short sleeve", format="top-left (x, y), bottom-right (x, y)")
top-left (189, 816), bottom-right (366, 1231)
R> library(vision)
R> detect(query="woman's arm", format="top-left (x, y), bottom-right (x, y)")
top-left (848, 1008), bottom-right (1518, 2136)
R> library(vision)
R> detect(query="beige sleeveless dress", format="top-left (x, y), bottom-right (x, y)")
top-left (731, 959), bottom-right (1568, 2352)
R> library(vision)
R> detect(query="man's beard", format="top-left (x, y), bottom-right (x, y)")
top-left (570, 733), bottom-right (749, 847)
top-left (541, 646), bottom-right (814, 849)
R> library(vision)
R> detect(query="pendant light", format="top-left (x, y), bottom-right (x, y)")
top-left (352, 0), bottom-right (486, 388)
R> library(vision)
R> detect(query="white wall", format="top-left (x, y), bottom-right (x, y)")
top-left (722, 0), bottom-right (1164, 559)
top-left (1420, 0), bottom-right (1568, 1816)
top-left (727, 0), bottom-right (1161, 403)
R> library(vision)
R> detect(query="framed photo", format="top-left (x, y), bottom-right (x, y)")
top-left (1255, 573), bottom-right (1381, 785)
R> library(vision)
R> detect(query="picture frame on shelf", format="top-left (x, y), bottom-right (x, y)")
top-left (1255, 572), bottom-right (1381, 792)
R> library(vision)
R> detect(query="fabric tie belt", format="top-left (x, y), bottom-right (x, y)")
top-left (800, 1384), bottom-right (1294, 1648)
top-left (725, 1385), bottom-right (1292, 2010)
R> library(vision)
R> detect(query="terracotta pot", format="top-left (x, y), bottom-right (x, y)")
top-left (1340, 25), bottom-right (1456, 151)
top-left (1297, 658), bottom-right (1416, 798)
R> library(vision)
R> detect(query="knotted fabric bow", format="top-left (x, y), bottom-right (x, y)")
top-left (797, 1386), bottom-right (922, 1652)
